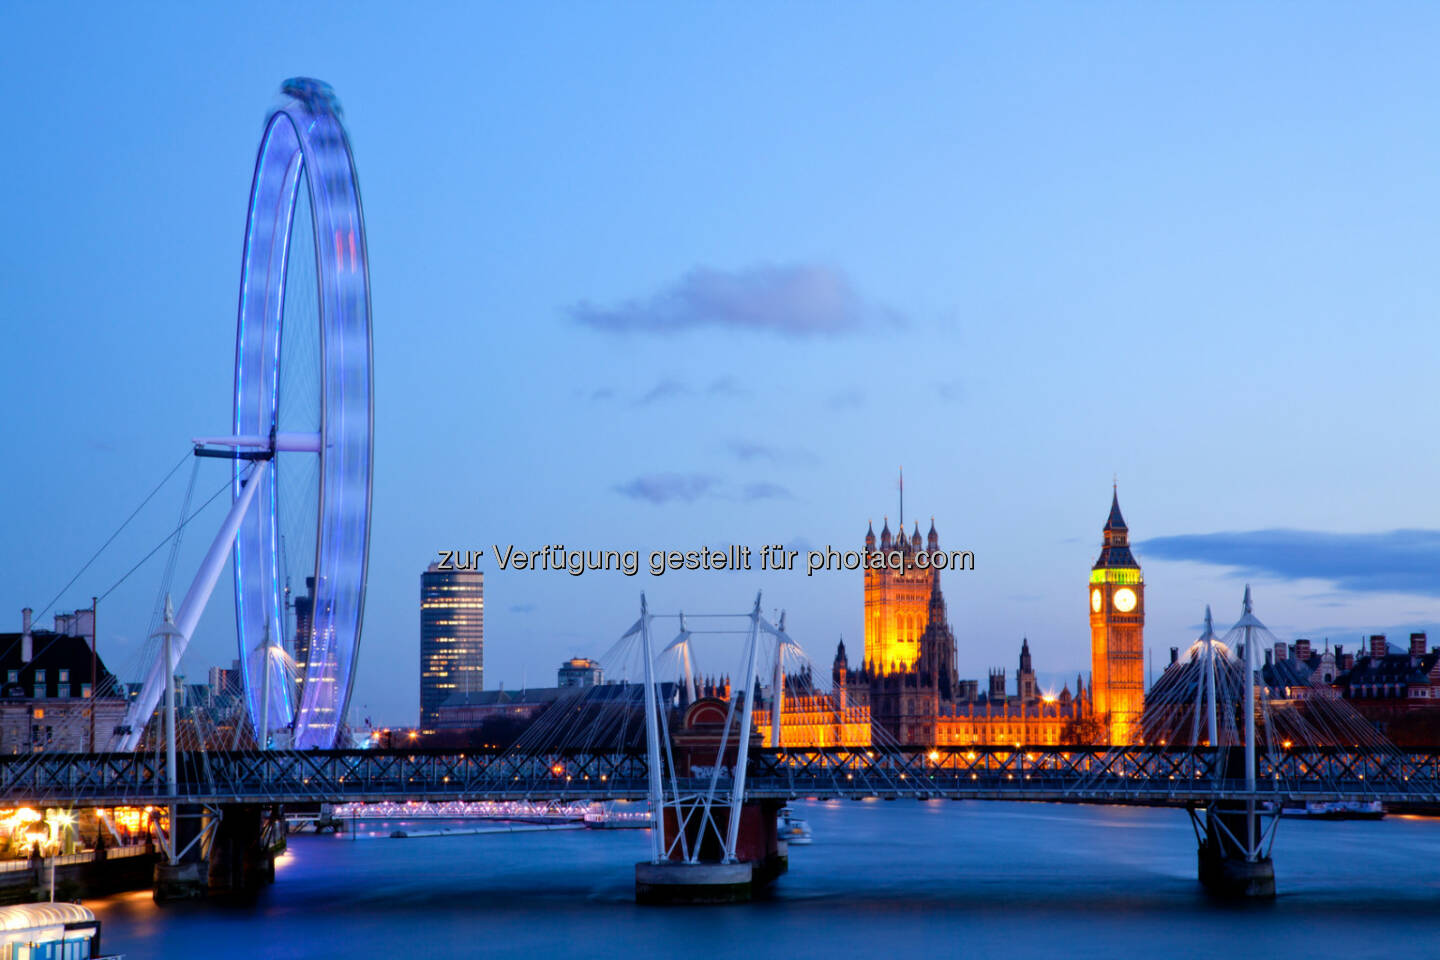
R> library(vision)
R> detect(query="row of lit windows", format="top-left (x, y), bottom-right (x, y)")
top-left (6, 669), bottom-right (73, 683)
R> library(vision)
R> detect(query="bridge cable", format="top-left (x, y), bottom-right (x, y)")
top-left (96, 466), bottom-right (245, 605)
top-left (14, 463), bottom-right (244, 715)
top-left (26, 448), bottom-right (193, 627)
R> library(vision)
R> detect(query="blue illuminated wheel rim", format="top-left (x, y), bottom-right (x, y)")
top-left (233, 78), bottom-right (372, 749)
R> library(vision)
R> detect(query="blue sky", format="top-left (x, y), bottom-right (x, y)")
top-left (5, 3), bottom-right (1440, 724)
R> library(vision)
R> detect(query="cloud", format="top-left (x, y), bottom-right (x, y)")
top-left (613, 473), bottom-right (719, 504)
top-left (1140, 529), bottom-right (1440, 597)
top-left (570, 264), bottom-right (901, 338)
top-left (741, 482), bottom-right (794, 501)
top-left (635, 379), bottom-right (691, 405)
top-left (707, 376), bottom-right (748, 398)
top-left (726, 439), bottom-right (818, 466)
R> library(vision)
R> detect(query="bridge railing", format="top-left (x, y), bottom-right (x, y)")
top-left (0, 748), bottom-right (656, 805)
top-left (743, 746), bottom-right (1440, 803)
top-left (0, 746), bottom-right (1438, 806)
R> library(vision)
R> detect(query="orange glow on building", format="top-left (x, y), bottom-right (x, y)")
top-left (753, 691), bottom-right (871, 748)
top-left (863, 517), bottom-right (937, 674)
top-left (1089, 488), bottom-right (1145, 744)
top-left (936, 700), bottom-right (1085, 747)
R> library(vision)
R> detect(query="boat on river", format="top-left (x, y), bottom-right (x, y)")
top-left (1279, 800), bottom-right (1384, 820)
top-left (778, 807), bottom-right (812, 845)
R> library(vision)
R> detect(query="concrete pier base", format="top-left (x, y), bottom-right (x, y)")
top-left (1195, 803), bottom-right (1277, 899)
top-left (635, 861), bottom-right (754, 905)
top-left (1198, 845), bottom-right (1276, 899)
top-left (154, 804), bottom-right (208, 904)
top-left (637, 798), bottom-right (788, 904)
top-left (153, 861), bottom-right (207, 902)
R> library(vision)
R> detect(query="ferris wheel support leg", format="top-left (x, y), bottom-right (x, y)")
top-left (116, 461), bottom-right (271, 752)
top-left (174, 460), bottom-right (271, 646)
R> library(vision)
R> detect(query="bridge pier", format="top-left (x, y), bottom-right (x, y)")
top-left (207, 804), bottom-right (283, 900)
top-left (1193, 803), bottom-right (1276, 899)
top-left (153, 805), bottom-right (209, 903)
top-left (635, 799), bottom-right (786, 905)
top-left (154, 804), bottom-right (283, 903)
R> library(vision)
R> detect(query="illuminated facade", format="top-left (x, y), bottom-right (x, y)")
top-left (841, 619), bottom-right (1092, 746)
top-left (1089, 490), bottom-right (1145, 744)
top-left (420, 564), bottom-right (484, 734)
top-left (838, 497), bottom-right (1095, 746)
top-left (754, 687), bottom-right (871, 748)
top-left (862, 518), bottom-right (938, 673)
top-left (936, 694), bottom-right (1088, 747)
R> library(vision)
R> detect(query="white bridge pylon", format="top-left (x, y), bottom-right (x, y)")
top-left (760, 611), bottom-right (804, 750)
top-left (631, 592), bottom-right (805, 866)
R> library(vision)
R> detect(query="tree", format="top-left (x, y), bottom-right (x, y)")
top-left (1059, 714), bottom-right (1107, 746)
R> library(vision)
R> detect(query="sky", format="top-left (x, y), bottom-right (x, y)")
top-left (5, 3), bottom-right (1440, 726)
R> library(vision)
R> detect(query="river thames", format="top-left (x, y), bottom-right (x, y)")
top-left (88, 800), bottom-right (1440, 958)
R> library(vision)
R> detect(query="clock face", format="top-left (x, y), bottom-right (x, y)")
top-left (1091, 589), bottom-right (1102, 613)
top-left (1113, 587), bottom-right (1137, 613)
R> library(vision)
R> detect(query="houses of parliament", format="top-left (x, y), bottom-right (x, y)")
top-left (821, 487), bottom-right (1144, 747)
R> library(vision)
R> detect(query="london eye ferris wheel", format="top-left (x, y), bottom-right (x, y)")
top-left (229, 78), bottom-right (374, 749)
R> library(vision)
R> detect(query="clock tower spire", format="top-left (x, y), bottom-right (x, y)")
top-left (1089, 486), bottom-right (1145, 744)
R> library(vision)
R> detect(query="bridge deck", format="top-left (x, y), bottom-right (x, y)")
top-left (3, 746), bottom-right (1439, 808)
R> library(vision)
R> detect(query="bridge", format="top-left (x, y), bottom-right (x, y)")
top-left (5, 745), bottom-right (1440, 808)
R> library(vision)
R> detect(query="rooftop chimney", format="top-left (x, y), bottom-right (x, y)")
top-left (1370, 635), bottom-right (1387, 661)
top-left (1169, 647), bottom-right (1179, 665)
top-left (1274, 641), bottom-right (1288, 662)
top-left (1410, 632), bottom-right (1427, 661)
top-left (1295, 638), bottom-right (1312, 661)
top-left (20, 608), bottom-right (32, 664)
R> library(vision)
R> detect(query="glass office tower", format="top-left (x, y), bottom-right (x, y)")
top-left (419, 563), bottom-right (484, 733)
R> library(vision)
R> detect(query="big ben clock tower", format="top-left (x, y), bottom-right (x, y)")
top-left (1089, 487), bottom-right (1144, 744)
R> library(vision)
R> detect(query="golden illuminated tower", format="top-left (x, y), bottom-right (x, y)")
top-left (863, 516), bottom-right (937, 674)
top-left (1088, 488), bottom-right (1144, 744)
